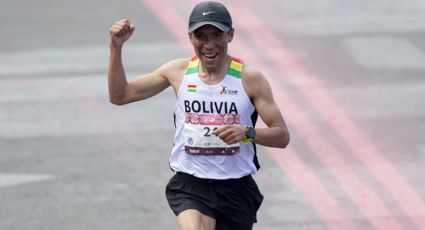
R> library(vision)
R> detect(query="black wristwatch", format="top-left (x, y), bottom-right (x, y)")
top-left (245, 126), bottom-right (256, 141)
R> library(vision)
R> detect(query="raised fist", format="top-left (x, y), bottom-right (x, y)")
top-left (109, 19), bottom-right (135, 47)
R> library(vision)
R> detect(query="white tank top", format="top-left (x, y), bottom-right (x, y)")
top-left (169, 56), bottom-right (259, 179)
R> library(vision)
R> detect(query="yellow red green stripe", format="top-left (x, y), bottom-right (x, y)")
top-left (186, 56), bottom-right (199, 75)
top-left (185, 56), bottom-right (243, 78)
top-left (228, 57), bottom-right (243, 78)
top-left (187, 84), bottom-right (197, 92)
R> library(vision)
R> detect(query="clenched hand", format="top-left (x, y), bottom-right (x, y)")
top-left (109, 19), bottom-right (135, 48)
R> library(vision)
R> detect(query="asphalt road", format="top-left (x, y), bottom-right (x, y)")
top-left (1, 0), bottom-right (425, 229)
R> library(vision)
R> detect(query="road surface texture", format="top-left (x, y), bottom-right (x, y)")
top-left (1, 0), bottom-right (424, 229)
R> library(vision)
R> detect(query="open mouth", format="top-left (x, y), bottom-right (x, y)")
top-left (203, 53), bottom-right (218, 60)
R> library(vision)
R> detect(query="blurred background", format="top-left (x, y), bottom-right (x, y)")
top-left (1, 0), bottom-right (424, 229)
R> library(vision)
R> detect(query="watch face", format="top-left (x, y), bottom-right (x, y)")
top-left (246, 127), bottom-right (256, 139)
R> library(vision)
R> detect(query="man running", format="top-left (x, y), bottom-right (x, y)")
top-left (108, 1), bottom-right (290, 229)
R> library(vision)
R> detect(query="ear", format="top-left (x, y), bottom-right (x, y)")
top-left (188, 32), bottom-right (195, 45)
top-left (227, 28), bottom-right (235, 43)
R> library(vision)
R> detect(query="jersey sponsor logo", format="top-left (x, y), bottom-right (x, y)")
top-left (185, 146), bottom-right (239, 156)
top-left (220, 85), bottom-right (238, 95)
top-left (184, 100), bottom-right (238, 114)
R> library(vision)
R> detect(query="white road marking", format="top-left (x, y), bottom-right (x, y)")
top-left (330, 82), bottom-right (425, 119)
top-left (0, 42), bottom-right (182, 76)
top-left (0, 174), bottom-right (54, 189)
top-left (344, 36), bottom-right (425, 69)
top-left (266, 1), bottom-right (425, 35)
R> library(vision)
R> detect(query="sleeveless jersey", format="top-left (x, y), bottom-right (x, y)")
top-left (169, 56), bottom-right (259, 179)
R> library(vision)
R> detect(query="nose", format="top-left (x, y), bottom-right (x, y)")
top-left (204, 36), bottom-right (215, 49)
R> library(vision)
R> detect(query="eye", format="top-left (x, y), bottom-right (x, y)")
top-left (215, 32), bottom-right (223, 38)
top-left (194, 32), bottom-right (204, 39)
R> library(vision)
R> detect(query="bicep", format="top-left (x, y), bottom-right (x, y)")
top-left (126, 70), bottom-right (170, 102)
top-left (244, 70), bottom-right (286, 128)
top-left (254, 89), bottom-right (286, 128)
top-left (125, 58), bottom-right (188, 103)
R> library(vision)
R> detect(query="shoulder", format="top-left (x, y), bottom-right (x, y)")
top-left (153, 57), bottom-right (192, 85)
top-left (241, 63), bottom-right (270, 98)
top-left (152, 57), bottom-right (192, 90)
top-left (156, 58), bottom-right (191, 75)
top-left (241, 63), bottom-right (264, 81)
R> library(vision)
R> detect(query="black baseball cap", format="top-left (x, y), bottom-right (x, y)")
top-left (188, 1), bottom-right (232, 32)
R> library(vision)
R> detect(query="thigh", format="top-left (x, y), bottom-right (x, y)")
top-left (165, 174), bottom-right (216, 217)
top-left (178, 209), bottom-right (216, 230)
top-left (215, 177), bottom-right (264, 229)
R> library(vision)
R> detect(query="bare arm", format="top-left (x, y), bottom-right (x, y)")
top-left (108, 19), bottom-right (170, 105)
top-left (244, 65), bottom-right (289, 148)
top-left (213, 65), bottom-right (290, 148)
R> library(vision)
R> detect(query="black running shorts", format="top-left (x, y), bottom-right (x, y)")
top-left (165, 172), bottom-right (264, 230)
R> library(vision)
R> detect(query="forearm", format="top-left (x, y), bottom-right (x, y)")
top-left (108, 46), bottom-right (128, 105)
top-left (253, 125), bottom-right (290, 148)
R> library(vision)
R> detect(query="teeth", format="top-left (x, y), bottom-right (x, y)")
top-left (204, 53), bottom-right (217, 58)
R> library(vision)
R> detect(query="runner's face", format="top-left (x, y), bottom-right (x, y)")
top-left (189, 25), bottom-right (234, 70)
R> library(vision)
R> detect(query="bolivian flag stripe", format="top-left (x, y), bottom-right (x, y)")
top-left (230, 61), bottom-right (243, 72)
top-left (187, 84), bottom-right (197, 92)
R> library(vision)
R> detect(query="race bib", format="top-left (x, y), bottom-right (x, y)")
top-left (184, 113), bottom-right (240, 155)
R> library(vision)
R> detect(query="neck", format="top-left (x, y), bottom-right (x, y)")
top-left (198, 55), bottom-right (231, 84)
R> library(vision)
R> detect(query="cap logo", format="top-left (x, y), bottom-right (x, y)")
top-left (202, 11), bottom-right (215, 16)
